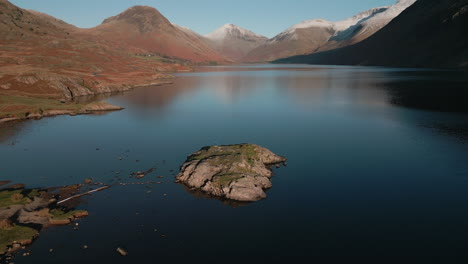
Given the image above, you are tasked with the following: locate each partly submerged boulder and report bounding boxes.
[176,144,286,202]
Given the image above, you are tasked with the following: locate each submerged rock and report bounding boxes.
[176,144,286,202]
[116,247,128,256]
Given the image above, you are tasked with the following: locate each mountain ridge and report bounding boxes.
[85,5,227,63]
[244,0,415,62]
[275,0,468,68]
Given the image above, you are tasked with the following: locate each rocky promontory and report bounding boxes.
[0,184,101,256]
[176,144,286,202]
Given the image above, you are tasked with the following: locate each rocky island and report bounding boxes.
[176,144,286,202]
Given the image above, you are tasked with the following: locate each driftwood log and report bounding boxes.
[57,186,110,205]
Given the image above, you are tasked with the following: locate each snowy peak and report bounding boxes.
[334,7,389,31]
[364,0,416,26]
[271,19,334,42]
[289,19,334,31]
[204,24,268,61]
[245,0,417,62]
[271,0,415,43]
[205,24,267,42]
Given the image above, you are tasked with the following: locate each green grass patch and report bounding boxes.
[189,144,259,167]
[0,190,30,208]
[0,95,86,119]
[26,189,43,199]
[189,152,235,161]
[213,173,244,187]
[0,225,38,255]
[49,209,87,221]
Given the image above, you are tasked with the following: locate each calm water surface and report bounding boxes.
[1,65,468,260]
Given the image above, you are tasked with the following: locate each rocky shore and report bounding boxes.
[0,184,102,256]
[176,144,286,202]
[0,100,123,124]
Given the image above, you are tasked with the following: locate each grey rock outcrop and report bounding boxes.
[176,144,286,202]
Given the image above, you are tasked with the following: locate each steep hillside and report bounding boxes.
[85,6,226,63]
[244,19,335,62]
[0,0,184,101]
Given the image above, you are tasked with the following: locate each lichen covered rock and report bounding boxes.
[176,144,286,202]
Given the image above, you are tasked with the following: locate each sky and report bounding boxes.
[9,0,397,38]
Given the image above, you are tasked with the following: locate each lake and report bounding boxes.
[1,65,468,261]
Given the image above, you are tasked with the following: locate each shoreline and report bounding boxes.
[0,79,174,124]
[0,101,124,124]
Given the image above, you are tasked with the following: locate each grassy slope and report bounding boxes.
[0,95,86,119]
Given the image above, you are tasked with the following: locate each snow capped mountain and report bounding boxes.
[271,6,393,44]
[352,0,416,35]
[272,19,335,42]
[205,24,267,42]
[334,7,389,32]
[204,24,268,61]
[276,0,468,69]
[245,0,416,62]
[284,19,334,33]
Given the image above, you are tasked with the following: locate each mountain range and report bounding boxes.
[81,6,226,63]
[275,0,468,68]
[243,0,416,62]
[0,0,466,103]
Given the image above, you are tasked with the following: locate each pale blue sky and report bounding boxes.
[9,0,396,38]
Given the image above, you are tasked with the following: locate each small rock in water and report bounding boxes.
[84,178,92,184]
[116,247,128,256]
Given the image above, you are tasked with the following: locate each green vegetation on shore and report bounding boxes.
[0,225,38,255]
[0,190,30,208]
[213,173,244,187]
[0,95,85,119]
[0,186,91,255]
[49,209,88,221]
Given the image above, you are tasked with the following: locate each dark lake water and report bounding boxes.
[1,65,468,261]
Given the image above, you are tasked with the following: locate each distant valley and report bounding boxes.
[0,0,467,121]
